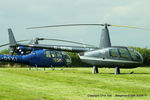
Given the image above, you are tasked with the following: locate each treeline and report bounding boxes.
[66,52,91,67]
[0,47,150,67]
[0,49,9,55]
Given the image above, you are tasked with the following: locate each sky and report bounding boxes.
[0,0,150,50]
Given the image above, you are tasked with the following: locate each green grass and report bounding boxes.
[0,67,150,100]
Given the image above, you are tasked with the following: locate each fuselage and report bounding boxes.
[0,50,71,67]
[79,46,143,68]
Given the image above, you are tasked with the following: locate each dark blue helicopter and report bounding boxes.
[0,29,72,70]
[0,49,71,68]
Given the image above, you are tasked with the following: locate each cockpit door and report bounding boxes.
[117,48,131,60]
[109,48,119,59]
[50,51,63,63]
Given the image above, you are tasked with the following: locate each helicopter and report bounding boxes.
[0,28,74,70]
[23,23,150,74]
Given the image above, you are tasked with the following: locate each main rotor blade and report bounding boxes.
[19,44,99,53]
[30,37,97,47]
[27,23,150,30]
[26,24,104,29]
[17,39,31,42]
[41,38,97,47]
[0,40,30,47]
[0,43,9,47]
[0,38,97,48]
[110,24,150,30]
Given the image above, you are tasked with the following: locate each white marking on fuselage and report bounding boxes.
[0,56,18,61]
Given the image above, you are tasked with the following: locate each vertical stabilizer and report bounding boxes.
[8,28,17,55]
[8,28,17,46]
[99,26,111,48]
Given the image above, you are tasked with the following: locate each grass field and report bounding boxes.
[0,67,150,100]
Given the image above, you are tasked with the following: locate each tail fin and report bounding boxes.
[8,28,17,55]
[8,28,17,46]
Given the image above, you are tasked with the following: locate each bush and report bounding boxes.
[66,52,91,67]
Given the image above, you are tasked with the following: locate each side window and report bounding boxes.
[51,51,63,63]
[51,51,57,58]
[128,48,141,61]
[109,49,118,57]
[118,48,129,58]
[46,51,51,58]
[55,51,62,58]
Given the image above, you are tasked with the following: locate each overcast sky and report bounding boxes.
[0,0,150,50]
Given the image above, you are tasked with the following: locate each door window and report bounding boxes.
[46,51,51,58]
[55,51,62,58]
[109,49,118,57]
[51,51,57,58]
[118,48,129,58]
